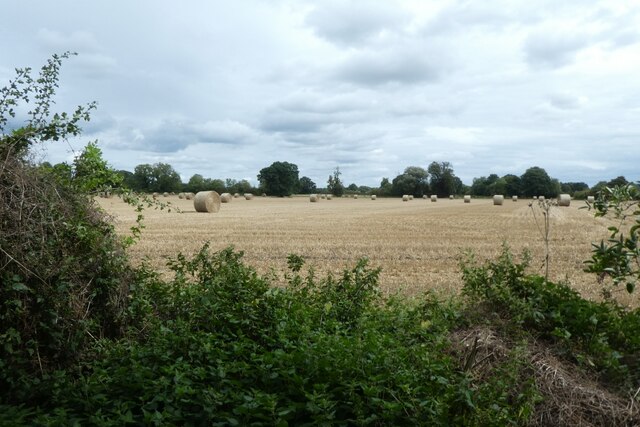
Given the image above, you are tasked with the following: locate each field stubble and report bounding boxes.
[99,196,631,304]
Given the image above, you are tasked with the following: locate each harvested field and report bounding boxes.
[98,195,631,303]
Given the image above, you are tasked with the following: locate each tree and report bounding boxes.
[428,161,457,197]
[470,174,499,196]
[118,169,136,189]
[187,174,207,193]
[233,179,254,194]
[133,163,182,193]
[209,178,226,194]
[378,177,392,196]
[503,174,522,196]
[0,52,96,158]
[391,166,429,197]
[327,167,345,197]
[488,177,507,196]
[298,176,316,194]
[520,167,556,198]
[347,183,358,192]
[72,141,123,193]
[607,176,628,188]
[561,182,589,194]
[258,161,299,196]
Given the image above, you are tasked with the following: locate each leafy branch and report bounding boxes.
[585,184,640,295]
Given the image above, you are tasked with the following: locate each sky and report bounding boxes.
[1,0,639,187]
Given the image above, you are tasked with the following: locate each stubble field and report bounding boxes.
[99,195,630,304]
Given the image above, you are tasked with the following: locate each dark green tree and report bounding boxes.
[234,179,254,194]
[607,176,628,187]
[347,183,358,192]
[561,182,589,194]
[209,178,226,193]
[133,163,182,193]
[118,169,136,189]
[503,174,522,196]
[258,161,299,196]
[391,166,429,196]
[378,177,393,196]
[298,176,316,194]
[428,161,457,197]
[470,174,499,196]
[520,166,556,197]
[488,177,507,196]
[187,174,207,193]
[327,167,345,197]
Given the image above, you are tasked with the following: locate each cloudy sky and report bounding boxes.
[1,1,639,187]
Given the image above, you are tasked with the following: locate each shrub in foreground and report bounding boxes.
[1,247,540,426]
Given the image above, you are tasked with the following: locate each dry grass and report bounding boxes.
[97,195,632,303]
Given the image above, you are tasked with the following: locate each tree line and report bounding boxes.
[41,158,634,199]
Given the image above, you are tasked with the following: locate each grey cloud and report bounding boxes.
[524,31,590,68]
[37,28,100,52]
[261,91,373,134]
[547,93,584,110]
[114,119,260,152]
[305,0,409,46]
[426,2,524,34]
[261,112,330,134]
[335,48,444,86]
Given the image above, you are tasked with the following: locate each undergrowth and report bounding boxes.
[1,246,544,426]
[461,245,640,392]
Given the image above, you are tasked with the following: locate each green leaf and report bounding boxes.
[11,282,30,292]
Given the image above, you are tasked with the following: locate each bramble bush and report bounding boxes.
[2,246,543,426]
[461,245,640,391]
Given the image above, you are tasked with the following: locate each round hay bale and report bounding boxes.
[464,195,471,203]
[423,195,427,199]
[185,192,194,200]
[449,195,454,200]
[310,194,318,202]
[321,194,326,199]
[512,195,518,202]
[587,195,595,203]
[353,194,358,199]
[178,192,185,199]
[533,196,538,200]
[194,191,221,213]
[170,192,175,195]
[408,195,413,200]
[163,192,169,197]
[220,193,232,203]
[539,196,545,201]
[402,195,409,202]
[493,195,504,205]
[371,195,377,200]
[233,193,240,198]
[327,194,333,200]
[152,192,159,199]
[244,193,254,200]
[558,194,571,207]
[262,193,267,197]
[430,195,437,202]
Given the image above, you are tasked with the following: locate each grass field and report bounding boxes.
[99,194,631,304]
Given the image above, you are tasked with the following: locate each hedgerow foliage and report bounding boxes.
[2,246,545,425]
[461,246,640,391]
[0,54,133,401]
